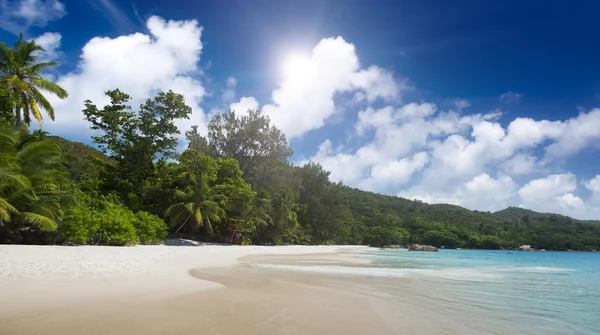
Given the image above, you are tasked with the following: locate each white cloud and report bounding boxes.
[221,76,237,102]
[45,16,206,139]
[500,90,523,104]
[399,173,517,212]
[259,36,405,138]
[31,32,61,61]
[357,151,428,192]
[230,97,259,116]
[303,90,600,218]
[0,0,66,34]
[584,175,600,193]
[545,108,600,158]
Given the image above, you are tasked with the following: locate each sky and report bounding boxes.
[2,0,600,219]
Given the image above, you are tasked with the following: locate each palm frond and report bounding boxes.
[30,78,68,98]
[18,212,58,231]
[30,99,43,124]
[0,167,31,192]
[0,197,18,222]
[22,62,59,77]
[193,207,203,228]
[31,89,54,121]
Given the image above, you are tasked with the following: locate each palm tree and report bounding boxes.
[0,127,66,231]
[0,34,68,126]
[267,189,298,243]
[166,173,226,235]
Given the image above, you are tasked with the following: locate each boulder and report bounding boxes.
[518,245,532,251]
[380,245,405,249]
[408,244,438,252]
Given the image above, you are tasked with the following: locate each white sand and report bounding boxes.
[0,241,363,318]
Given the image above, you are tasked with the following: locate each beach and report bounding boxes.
[0,243,390,335]
[1,244,597,335]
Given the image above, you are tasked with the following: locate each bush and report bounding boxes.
[423,230,462,248]
[60,206,91,244]
[90,202,138,246]
[133,211,168,244]
[480,235,503,250]
[60,193,139,246]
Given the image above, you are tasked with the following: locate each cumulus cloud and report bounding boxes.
[230,96,259,116]
[45,16,206,139]
[31,32,61,61]
[500,90,523,104]
[0,0,66,34]
[304,93,600,218]
[259,36,406,138]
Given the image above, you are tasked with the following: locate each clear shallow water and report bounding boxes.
[370,249,599,335]
[261,249,600,334]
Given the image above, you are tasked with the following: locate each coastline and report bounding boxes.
[0,243,363,319]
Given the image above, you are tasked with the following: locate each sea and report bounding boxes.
[263,249,600,335]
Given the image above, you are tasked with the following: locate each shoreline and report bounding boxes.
[0,243,365,319]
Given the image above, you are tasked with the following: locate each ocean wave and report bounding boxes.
[256,264,502,281]
[494,266,575,273]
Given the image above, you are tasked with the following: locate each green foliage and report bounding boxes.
[0,84,15,126]
[423,230,462,248]
[82,89,192,196]
[0,33,68,126]
[2,78,597,251]
[0,126,67,242]
[60,192,167,246]
[60,193,138,245]
[133,211,168,244]
[207,109,292,188]
[480,235,503,249]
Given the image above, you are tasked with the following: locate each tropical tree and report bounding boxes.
[267,188,299,243]
[0,127,67,239]
[0,34,68,126]
[83,89,192,197]
[166,173,225,235]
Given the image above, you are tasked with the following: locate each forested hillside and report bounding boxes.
[48,132,600,251]
[1,34,599,251]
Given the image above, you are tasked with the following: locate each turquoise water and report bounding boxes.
[368,249,599,335]
[262,249,599,334]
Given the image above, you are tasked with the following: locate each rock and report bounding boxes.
[408,244,438,252]
[381,244,405,249]
[518,245,532,251]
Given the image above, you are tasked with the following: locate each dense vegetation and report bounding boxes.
[1,34,599,251]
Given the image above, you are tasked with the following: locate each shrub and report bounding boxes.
[60,193,139,246]
[480,235,503,250]
[133,211,168,244]
[90,202,138,246]
[60,206,91,244]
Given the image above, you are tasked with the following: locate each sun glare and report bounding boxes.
[281,54,312,80]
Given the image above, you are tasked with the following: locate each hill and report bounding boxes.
[49,135,600,250]
[493,207,546,221]
[51,136,113,185]
[50,136,111,163]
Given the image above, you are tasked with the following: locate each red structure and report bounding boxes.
[228,227,243,245]
[227,217,246,244]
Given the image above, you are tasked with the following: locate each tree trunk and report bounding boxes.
[15,107,22,127]
[172,212,193,237]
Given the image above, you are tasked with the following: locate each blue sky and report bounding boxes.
[2,0,600,218]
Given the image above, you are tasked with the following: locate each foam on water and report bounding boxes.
[257,263,508,281]
[261,249,599,335]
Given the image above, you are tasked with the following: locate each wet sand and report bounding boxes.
[0,247,518,335]
[0,251,483,335]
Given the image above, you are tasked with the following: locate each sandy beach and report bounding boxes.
[0,243,556,335]
[0,242,391,335]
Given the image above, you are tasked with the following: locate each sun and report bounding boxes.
[281,54,312,80]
